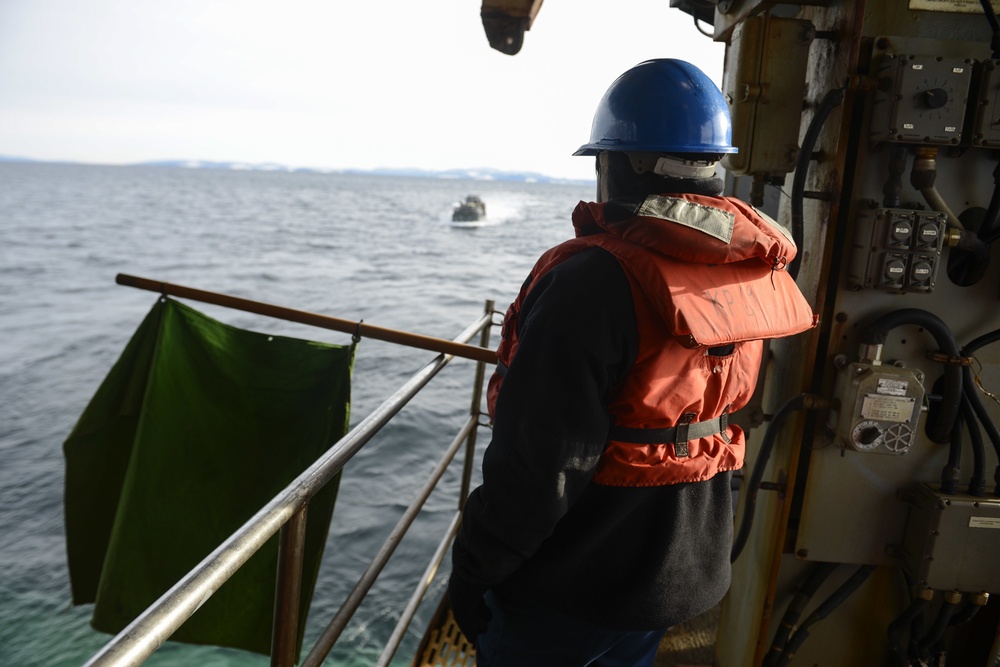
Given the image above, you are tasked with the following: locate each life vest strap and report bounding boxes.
[608,411,730,458]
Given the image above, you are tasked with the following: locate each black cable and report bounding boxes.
[882,145,908,208]
[887,597,931,667]
[979,161,1000,238]
[731,394,835,562]
[775,565,877,667]
[984,0,1000,34]
[962,365,1000,495]
[926,602,983,660]
[962,395,987,496]
[789,88,845,280]
[947,228,992,287]
[983,226,1000,245]
[949,600,982,626]
[763,562,839,667]
[961,332,1000,495]
[964,326,1000,355]
[948,161,996,287]
[981,0,1000,58]
[942,407,963,494]
[860,309,962,444]
[916,595,961,654]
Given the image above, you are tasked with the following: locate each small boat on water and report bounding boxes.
[452,195,486,222]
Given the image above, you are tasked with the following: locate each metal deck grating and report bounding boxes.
[412,598,719,666]
[413,606,475,667]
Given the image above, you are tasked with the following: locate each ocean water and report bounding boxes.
[0,163,593,666]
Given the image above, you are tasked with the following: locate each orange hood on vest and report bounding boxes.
[572,194,817,346]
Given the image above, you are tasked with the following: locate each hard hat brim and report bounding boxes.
[573,143,739,156]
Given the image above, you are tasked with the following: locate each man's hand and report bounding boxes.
[447,572,492,642]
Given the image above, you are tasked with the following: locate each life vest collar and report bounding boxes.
[573,193,798,269]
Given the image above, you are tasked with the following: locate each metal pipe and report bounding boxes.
[84,315,489,667]
[300,416,478,667]
[460,300,495,506]
[270,505,308,667]
[920,186,964,230]
[911,147,964,231]
[116,273,498,365]
[375,511,462,667]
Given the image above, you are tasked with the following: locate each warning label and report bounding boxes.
[862,394,915,422]
[910,0,999,13]
[876,378,908,397]
[969,516,1000,529]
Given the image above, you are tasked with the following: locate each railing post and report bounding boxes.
[271,505,308,667]
[460,300,494,507]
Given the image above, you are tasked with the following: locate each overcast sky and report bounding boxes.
[0,0,724,181]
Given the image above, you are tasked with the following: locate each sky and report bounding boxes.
[0,0,725,182]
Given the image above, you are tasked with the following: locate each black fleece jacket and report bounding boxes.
[451,245,734,631]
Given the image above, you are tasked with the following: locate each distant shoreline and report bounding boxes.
[0,155,593,186]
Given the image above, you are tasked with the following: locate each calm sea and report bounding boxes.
[0,163,593,666]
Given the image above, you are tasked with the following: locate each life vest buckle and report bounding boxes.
[720,404,732,444]
[674,412,697,457]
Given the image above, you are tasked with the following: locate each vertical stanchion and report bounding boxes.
[459,300,495,507]
[271,505,308,667]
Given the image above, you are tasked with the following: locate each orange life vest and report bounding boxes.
[488,193,817,486]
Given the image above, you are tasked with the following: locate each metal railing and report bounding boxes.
[83,298,496,667]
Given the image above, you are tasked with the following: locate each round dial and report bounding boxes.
[923,87,948,109]
[912,76,959,121]
[852,420,883,451]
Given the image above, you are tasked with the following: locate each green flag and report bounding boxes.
[64,297,354,657]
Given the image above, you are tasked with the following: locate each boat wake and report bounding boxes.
[448,218,496,229]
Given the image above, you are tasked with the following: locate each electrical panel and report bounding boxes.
[848,208,946,293]
[830,362,925,455]
[898,483,1000,593]
[715,8,1000,663]
[869,53,973,146]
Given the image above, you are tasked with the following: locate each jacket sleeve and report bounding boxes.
[451,247,638,590]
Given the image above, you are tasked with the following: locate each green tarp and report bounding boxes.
[64,297,354,657]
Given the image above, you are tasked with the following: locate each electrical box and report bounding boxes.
[869,52,973,146]
[968,59,1000,148]
[831,362,925,455]
[848,208,946,293]
[722,14,814,176]
[898,483,1000,593]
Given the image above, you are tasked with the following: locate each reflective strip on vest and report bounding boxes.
[636,195,735,243]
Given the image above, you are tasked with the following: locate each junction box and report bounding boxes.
[898,483,1000,593]
[722,13,814,177]
[848,208,946,293]
[830,361,925,455]
[869,52,973,146]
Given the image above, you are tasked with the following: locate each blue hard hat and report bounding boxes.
[574,59,737,156]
